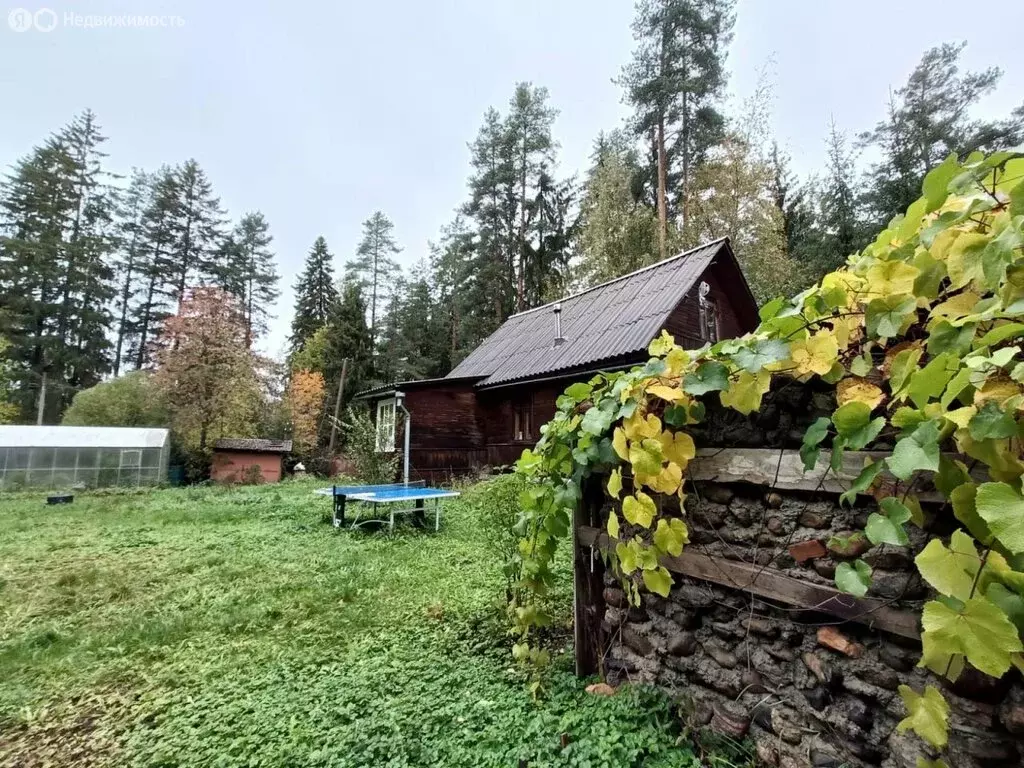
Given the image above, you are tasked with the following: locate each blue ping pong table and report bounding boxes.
[315,482,460,532]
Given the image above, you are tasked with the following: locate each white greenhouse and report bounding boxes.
[0,426,171,490]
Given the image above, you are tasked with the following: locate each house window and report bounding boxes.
[697,281,719,343]
[375,399,397,452]
[513,400,532,442]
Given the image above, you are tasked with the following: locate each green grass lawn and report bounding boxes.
[0,479,743,767]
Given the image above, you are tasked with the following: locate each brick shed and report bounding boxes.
[211,438,292,484]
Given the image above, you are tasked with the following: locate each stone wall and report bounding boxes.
[598,480,1024,768]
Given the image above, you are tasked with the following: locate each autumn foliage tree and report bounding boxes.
[152,287,263,455]
[286,369,325,455]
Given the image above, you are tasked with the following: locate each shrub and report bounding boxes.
[465,474,526,602]
[62,371,169,427]
[340,406,398,484]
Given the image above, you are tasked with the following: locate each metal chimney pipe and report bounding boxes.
[553,303,566,346]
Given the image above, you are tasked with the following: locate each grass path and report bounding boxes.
[0,480,736,767]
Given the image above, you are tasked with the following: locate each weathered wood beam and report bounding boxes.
[577,525,921,640]
[686,448,973,502]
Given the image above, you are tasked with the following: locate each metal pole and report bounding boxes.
[396,392,410,484]
[327,357,348,458]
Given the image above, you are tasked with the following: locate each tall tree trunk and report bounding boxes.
[517,141,527,312]
[656,119,668,261]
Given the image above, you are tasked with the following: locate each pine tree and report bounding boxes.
[769,144,826,280]
[289,236,338,353]
[506,83,558,311]
[223,211,279,348]
[463,107,517,325]
[621,0,736,256]
[859,42,1024,225]
[345,211,401,350]
[111,169,152,376]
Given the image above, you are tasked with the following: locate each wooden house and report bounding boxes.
[354,238,759,482]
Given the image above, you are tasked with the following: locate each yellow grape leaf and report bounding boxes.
[665,346,689,375]
[612,427,628,461]
[647,383,683,402]
[607,509,620,540]
[607,468,622,500]
[624,411,661,441]
[945,405,977,430]
[790,332,839,379]
[719,370,771,415]
[928,227,961,263]
[917,759,950,768]
[866,260,920,296]
[897,685,949,748]
[628,438,663,477]
[648,330,675,357]
[921,597,1024,678]
[642,566,672,597]
[622,491,656,528]
[974,377,1021,408]
[652,517,688,557]
[931,291,980,321]
[837,377,884,409]
[643,462,682,495]
[821,272,863,306]
[831,313,864,349]
[946,232,989,289]
[659,430,696,467]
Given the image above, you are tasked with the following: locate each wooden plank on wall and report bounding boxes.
[577,525,920,640]
[687,448,974,501]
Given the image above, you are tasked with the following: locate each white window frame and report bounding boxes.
[375,398,397,453]
[119,449,143,468]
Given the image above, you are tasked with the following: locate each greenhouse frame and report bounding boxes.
[0,426,170,490]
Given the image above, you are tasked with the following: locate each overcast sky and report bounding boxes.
[2,0,1022,359]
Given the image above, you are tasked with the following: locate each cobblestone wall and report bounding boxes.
[599,481,1024,768]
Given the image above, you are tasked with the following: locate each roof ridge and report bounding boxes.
[507,237,728,319]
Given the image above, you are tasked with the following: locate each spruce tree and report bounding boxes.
[223,211,279,348]
[621,0,736,255]
[289,236,338,353]
[166,159,225,304]
[321,281,373,406]
[821,120,867,270]
[345,211,401,350]
[111,169,152,376]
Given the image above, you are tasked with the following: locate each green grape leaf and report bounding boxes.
[921,597,1024,678]
[886,421,941,480]
[890,346,924,396]
[927,320,975,356]
[907,352,959,409]
[835,559,872,597]
[831,402,886,450]
[733,339,790,373]
[652,517,688,557]
[897,685,950,748]
[976,482,1024,554]
[866,294,917,338]
[968,401,1019,440]
[682,361,730,395]
[622,491,656,528]
[564,382,592,402]
[987,582,1024,635]
[615,541,637,574]
[800,416,831,471]
[642,566,672,597]
[839,459,883,506]
[915,531,979,601]
[866,498,911,546]
[581,402,615,435]
[662,403,687,427]
[975,322,1024,349]
[850,353,873,377]
[922,154,958,211]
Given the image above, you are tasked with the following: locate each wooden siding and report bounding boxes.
[211,451,283,484]
[663,258,755,348]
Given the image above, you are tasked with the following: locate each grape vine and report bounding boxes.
[511,151,1024,758]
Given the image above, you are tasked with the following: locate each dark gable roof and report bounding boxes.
[214,438,292,453]
[447,238,737,387]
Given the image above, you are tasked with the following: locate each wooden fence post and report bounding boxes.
[573,475,606,677]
